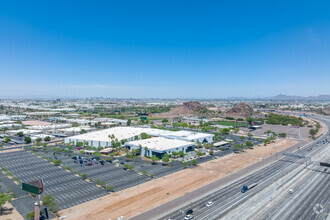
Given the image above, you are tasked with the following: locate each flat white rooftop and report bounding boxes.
[165,130,214,140]
[214,141,229,147]
[127,137,194,151]
[66,126,214,144]
[66,126,152,142]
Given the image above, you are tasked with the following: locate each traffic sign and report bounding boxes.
[283,153,305,159]
[22,179,44,195]
[22,182,40,195]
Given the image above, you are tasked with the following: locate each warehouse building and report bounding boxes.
[64,127,151,147]
[64,126,214,148]
[126,137,195,158]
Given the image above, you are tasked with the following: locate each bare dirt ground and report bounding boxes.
[58,139,298,220]
[22,120,52,126]
[153,107,193,118]
[0,149,22,154]
[0,202,23,220]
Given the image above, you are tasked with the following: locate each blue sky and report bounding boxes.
[0,0,330,98]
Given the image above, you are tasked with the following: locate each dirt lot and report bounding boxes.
[0,202,23,220]
[58,139,298,220]
[22,120,52,126]
[239,117,326,141]
[240,124,310,140]
[0,149,23,154]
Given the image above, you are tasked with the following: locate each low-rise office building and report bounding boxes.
[126,137,195,158]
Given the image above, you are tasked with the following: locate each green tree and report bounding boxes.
[0,193,12,214]
[309,129,318,136]
[278,133,287,138]
[36,137,42,142]
[141,132,151,139]
[178,150,185,157]
[26,210,35,219]
[151,155,160,162]
[162,154,170,162]
[44,136,51,141]
[233,144,241,151]
[99,181,106,187]
[3,127,8,134]
[42,194,58,213]
[16,131,24,137]
[4,136,11,143]
[190,159,198,165]
[53,159,62,166]
[24,136,32,143]
[246,141,254,148]
[93,151,102,157]
[127,119,131,126]
[196,151,204,157]
[82,174,88,179]
[161,118,168,123]
[247,133,253,139]
[106,185,115,192]
[142,170,148,175]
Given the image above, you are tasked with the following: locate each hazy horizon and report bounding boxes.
[1,1,330,98]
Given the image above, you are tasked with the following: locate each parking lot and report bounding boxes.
[42,152,151,191]
[0,134,263,218]
[0,150,108,217]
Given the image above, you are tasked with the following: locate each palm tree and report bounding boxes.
[144,147,148,156]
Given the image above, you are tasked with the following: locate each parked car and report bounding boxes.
[185,214,194,220]
[206,201,213,207]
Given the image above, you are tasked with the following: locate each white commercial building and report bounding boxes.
[0,124,22,129]
[126,137,195,157]
[64,126,214,148]
[28,124,71,131]
[64,127,151,147]
[7,129,42,136]
[58,126,92,135]
[161,130,214,143]
[31,134,55,141]
[0,115,10,121]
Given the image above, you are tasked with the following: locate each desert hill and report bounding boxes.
[223,103,254,119]
[321,107,330,116]
[153,101,208,118]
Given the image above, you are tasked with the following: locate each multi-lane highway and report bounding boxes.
[132,115,330,220]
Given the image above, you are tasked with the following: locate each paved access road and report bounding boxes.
[132,115,330,220]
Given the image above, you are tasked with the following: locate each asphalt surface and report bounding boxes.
[132,115,330,220]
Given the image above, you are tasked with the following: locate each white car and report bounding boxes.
[185,214,194,220]
[206,201,213,207]
[289,189,294,194]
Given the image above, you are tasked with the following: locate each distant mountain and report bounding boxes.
[266,94,330,101]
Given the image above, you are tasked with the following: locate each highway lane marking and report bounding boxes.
[235,165,310,219]
[252,168,316,219]
[222,148,329,220]
[269,165,327,220]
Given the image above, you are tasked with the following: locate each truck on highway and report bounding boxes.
[241,183,257,193]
